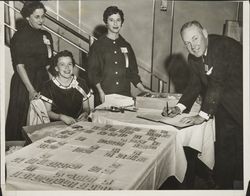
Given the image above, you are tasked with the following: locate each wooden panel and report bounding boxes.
[152,0,174,92]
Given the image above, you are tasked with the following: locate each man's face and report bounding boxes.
[181,25,208,57]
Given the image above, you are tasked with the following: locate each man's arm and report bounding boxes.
[178,58,202,111]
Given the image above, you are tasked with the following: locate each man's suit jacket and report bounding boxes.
[179,34,243,126]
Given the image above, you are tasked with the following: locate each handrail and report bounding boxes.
[45,14,90,43]
[4,23,87,72]
[43,25,88,54]
[46,7,96,41]
[4,23,16,33]
[3,1,93,46]
[18,0,95,39]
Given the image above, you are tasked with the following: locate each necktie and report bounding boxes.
[202,55,209,72]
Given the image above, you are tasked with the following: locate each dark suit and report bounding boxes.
[179,34,243,189]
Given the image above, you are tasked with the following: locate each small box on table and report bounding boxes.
[135,93,182,110]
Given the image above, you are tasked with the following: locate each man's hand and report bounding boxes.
[180,115,206,125]
[162,106,181,118]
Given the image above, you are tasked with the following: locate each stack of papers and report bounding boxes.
[96,94,134,109]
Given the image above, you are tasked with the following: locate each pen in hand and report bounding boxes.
[161,101,169,117]
[166,101,169,115]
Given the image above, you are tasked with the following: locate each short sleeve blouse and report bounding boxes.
[41,76,91,119]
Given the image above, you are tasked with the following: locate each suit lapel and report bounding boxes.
[193,57,208,86]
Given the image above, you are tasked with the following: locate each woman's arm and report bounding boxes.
[16,64,39,101]
[43,101,76,125]
[126,43,151,93]
[82,99,90,115]
[88,42,104,89]
[96,83,105,103]
[78,99,90,121]
[45,32,54,79]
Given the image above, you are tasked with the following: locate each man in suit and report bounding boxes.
[163,20,243,189]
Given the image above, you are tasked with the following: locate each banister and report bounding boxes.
[45,14,89,43]
[43,25,88,54]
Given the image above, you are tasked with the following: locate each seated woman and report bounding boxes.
[41,50,91,125]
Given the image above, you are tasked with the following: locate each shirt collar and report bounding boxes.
[52,75,78,89]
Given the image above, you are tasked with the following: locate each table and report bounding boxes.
[91,107,216,170]
[6,121,186,190]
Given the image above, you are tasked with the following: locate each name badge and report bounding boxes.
[120,47,128,53]
[43,35,51,45]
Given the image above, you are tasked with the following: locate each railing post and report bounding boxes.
[150,0,156,91]
[158,80,163,93]
[8,1,15,38]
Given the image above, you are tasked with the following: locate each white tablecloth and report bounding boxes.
[91,108,216,170]
[6,121,186,190]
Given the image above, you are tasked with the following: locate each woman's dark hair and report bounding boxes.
[20,1,47,18]
[103,6,124,24]
[50,50,75,76]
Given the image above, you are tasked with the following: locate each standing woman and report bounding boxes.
[88,6,150,106]
[6,1,53,141]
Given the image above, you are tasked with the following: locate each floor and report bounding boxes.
[159,175,216,190]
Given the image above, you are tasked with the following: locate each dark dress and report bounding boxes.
[5,24,53,141]
[41,76,91,119]
[88,35,141,105]
[178,34,243,189]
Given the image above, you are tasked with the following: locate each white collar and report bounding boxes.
[52,76,78,89]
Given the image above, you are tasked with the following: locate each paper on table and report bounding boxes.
[137,112,196,128]
[96,94,134,109]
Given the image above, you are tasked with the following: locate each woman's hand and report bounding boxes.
[59,114,76,125]
[77,112,89,121]
[29,91,40,101]
[143,88,151,93]
[136,82,151,93]
[180,115,205,125]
